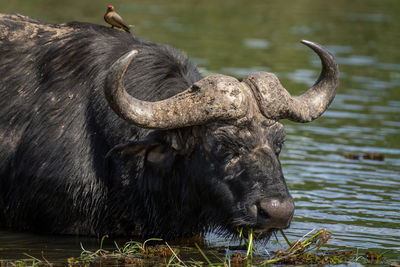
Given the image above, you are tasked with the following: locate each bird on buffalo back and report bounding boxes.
[104,5,131,33]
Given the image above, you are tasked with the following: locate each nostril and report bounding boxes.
[257,198,295,228]
[256,202,269,218]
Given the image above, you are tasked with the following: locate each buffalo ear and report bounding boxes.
[144,145,175,166]
[104,131,177,178]
[105,141,159,159]
[107,141,175,167]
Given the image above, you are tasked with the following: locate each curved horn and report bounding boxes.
[243,40,339,122]
[104,50,248,129]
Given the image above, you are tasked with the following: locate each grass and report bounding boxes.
[0,229,397,266]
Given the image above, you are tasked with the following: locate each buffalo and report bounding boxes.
[0,14,339,239]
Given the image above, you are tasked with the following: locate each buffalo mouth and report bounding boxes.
[227,224,280,240]
[228,198,295,240]
[228,221,292,241]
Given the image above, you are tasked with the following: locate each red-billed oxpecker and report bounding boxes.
[104,5,131,33]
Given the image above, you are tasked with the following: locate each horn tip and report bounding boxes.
[300,40,336,64]
[300,39,319,50]
[123,49,139,63]
[115,49,139,74]
[127,49,139,58]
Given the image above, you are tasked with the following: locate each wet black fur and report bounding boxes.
[0,14,292,238]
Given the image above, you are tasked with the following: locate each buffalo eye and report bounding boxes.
[190,84,201,92]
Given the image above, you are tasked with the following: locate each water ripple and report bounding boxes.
[243,38,270,49]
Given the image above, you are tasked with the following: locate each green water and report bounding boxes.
[1,0,399,262]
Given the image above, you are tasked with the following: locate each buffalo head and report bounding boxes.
[104,40,339,238]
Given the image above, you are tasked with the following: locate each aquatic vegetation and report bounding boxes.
[263,229,350,265]
[344,152,385,161]
[0,229,397,266]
